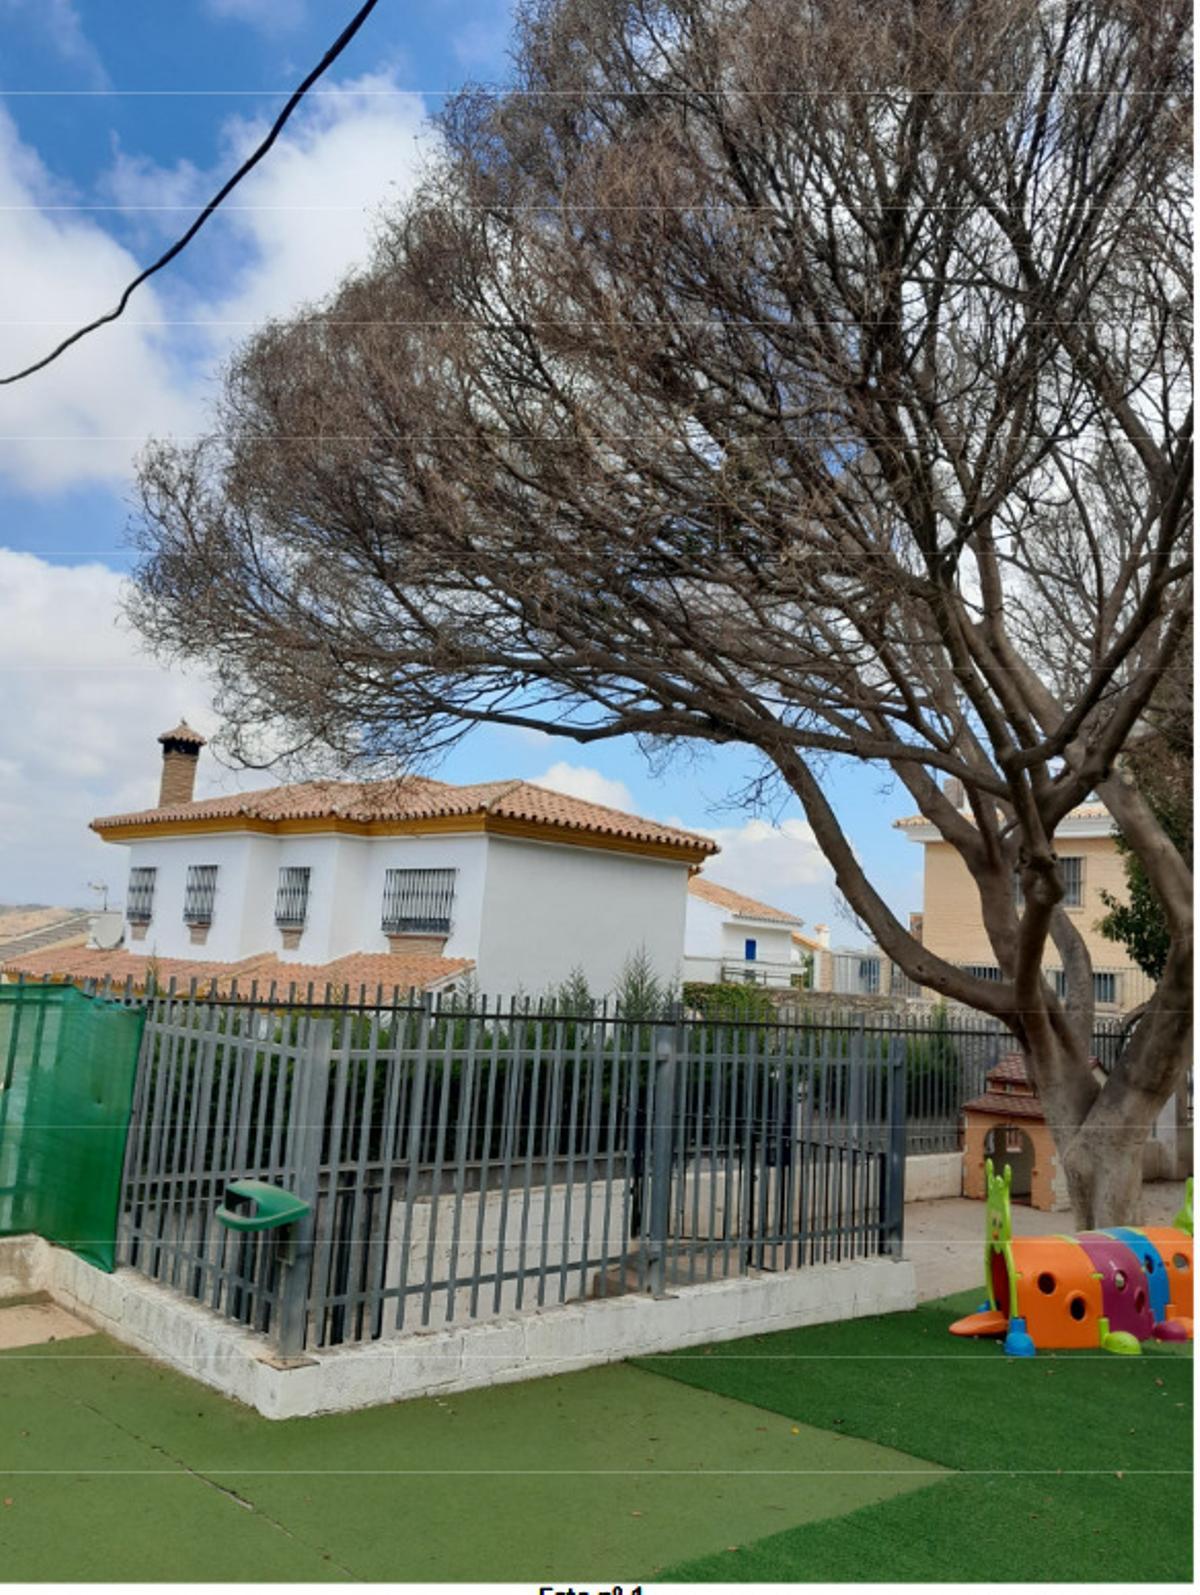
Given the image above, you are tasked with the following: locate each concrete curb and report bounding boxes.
[1,1234,916,1420]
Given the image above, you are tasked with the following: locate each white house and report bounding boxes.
[6,723,716,999]
[683,875,828,988]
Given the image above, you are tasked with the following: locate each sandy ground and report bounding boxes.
[0,1299,94,1350]
[902,1179,1189,1301]
[0,906,76,940]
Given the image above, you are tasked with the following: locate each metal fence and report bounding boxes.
[763,1011,1132,1155]
[118,992,906,1356]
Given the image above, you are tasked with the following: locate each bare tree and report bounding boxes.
[131,0,1192,1225]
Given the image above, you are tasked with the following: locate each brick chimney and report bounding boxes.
[157,720,206,807]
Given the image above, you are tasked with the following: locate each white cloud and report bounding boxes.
[689,817,834,921]
[193,72,429,332]
[529,762,636,814]
[0,71,430,496]
[0,550,273,905]
[0,109,199,492]
[0,76,434,901]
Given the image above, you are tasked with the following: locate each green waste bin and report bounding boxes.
[215,1179,311,1233]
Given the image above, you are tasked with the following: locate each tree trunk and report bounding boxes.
[1049,1048,1190,1229]
[1058,1120,1152,1230]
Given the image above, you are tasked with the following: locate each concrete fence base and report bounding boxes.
[904,1152,963,1201]
[1,1233,916,1420]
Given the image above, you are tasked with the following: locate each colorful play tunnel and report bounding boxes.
[950,1164,1193,1355]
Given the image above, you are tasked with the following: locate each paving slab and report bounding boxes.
[903,1179,1188,1302]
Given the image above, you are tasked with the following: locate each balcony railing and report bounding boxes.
[720,958,805,987]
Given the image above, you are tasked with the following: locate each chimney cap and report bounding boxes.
[158,719,207,748]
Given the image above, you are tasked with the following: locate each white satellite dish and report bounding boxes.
[88,910,125,950]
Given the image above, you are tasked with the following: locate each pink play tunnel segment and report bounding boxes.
[1076,1232,1157,1340]
[1152,1319,1191,1342]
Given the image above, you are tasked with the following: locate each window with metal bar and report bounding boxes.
[126,866,156,923]
[1093,970,1119,1006]
[1015,858,1084,910]
[275,865,311,927]
[1060,856,1084,906]
[1050,968,1120,1006]
[381,867,456,934]
[963,963,1003,981]
[889,961,920,999]
[858,956,881,994]
[182,864,218,925]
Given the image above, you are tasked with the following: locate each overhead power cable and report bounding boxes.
[0,0,382,386]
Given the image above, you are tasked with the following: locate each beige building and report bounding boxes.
[896,797,1150,1014]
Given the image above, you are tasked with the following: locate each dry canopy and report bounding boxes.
[131,0,1193,1225]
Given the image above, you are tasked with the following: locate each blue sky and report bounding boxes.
[0,0,924,933]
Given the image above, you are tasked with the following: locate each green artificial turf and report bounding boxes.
[1,1289,1189,1582]
[656,1472,1192,1583]
[0,1332,942,1582]
[636,1288,1193,1583]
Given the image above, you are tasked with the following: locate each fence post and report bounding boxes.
[648,1024,678,1297]
[273,1017,332,1361]
[881,1037,907,1257]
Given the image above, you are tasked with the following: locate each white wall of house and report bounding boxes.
[238,836,278,955]
[682,894,798,986]
[355,834,489,962]
[683,895,726,959]
[118,831,491,965]
[115,828,689,995]
[719,918,794,966]
[474,836,689,997]
[123,834,259,964]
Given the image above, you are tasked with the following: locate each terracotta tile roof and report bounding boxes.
[92,775,716,855]
[158,720,207,746]
[961,1090,1046,1122]
[688,875,802,924]
[962,1053,1047,1118]
[894,801,1112,830]
[988,1054,1032,1086]
[1,946,471,997]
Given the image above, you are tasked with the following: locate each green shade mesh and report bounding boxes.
[0,984,146,1271]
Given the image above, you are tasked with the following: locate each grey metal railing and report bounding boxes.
[381,868,456,934]
[118,993,907,1355]
[719,957,802,987]
[182,865,218,925]
[126,867,156,924]
[274,866,311,927]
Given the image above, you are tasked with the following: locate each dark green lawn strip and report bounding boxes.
[632,1289,1193,1477]
[635,1288,1193,1584]
[656,1473,1194,1584]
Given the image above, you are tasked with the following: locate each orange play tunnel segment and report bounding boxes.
[948,1309,1008,1338]
[1010,1236,1104,1350]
